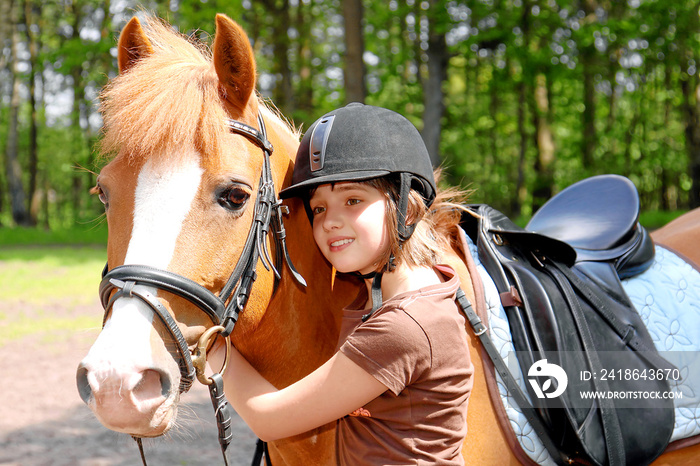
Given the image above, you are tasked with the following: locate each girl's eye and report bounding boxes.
[311,205,325,216]
[218,185,251,212]
[347,198,361,206]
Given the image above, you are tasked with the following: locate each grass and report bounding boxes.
[0,245,106,304]
[0,313,100,342]
[0,222,108,246]
[639,210,687,230]
[0,243,106,343]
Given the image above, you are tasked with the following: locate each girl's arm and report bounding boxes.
[207,342,387,442]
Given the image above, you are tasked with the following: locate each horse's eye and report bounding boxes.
[218,185,250,212]
[92,184,109,209]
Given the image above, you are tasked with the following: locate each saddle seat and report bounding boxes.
[526,174,654,277]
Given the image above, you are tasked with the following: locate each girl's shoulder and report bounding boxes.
[389,264,460,308]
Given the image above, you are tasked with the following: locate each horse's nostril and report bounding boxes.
[76,365,93,404]
[160,371,172,397]
[133,369,172,401]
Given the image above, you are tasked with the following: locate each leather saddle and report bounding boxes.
[526,174,655,277]
[461,175,675,466]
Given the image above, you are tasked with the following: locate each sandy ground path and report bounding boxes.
[0,300,258,466]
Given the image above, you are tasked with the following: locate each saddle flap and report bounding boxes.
[474,203,577,267]
[494,230,577,267]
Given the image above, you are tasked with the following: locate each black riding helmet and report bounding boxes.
[279,102,437,243]
[280,103,437,321]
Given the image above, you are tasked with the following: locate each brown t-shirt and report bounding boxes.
[335,265,473,465]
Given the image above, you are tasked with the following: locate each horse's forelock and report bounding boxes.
[99,18,230,164]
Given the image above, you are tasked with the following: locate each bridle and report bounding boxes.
[98,112,303,465]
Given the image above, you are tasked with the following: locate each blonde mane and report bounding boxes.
[99,17,298,162]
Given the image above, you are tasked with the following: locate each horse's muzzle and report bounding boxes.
[76,361,174,435]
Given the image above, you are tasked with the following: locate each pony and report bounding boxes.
[77,14,700,465]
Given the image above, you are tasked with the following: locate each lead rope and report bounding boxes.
[134,437,147,465]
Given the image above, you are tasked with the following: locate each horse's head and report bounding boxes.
[76,14,306,438]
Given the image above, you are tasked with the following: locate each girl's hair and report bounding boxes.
[364,169,471,272]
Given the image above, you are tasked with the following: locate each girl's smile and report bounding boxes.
[310,182,389,275]
[328,237,354,251]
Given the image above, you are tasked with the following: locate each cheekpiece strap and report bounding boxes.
[225,115,274,155]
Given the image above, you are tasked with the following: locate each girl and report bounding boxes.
[211,103,473,464]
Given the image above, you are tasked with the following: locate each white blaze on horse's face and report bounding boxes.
[78,152,203,436]
[126,155,205,267]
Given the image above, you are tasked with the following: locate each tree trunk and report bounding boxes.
[663,65,675,210]
[295,1,314,117]
[4,0,31,226]
[487,66,501,181]
[581,47,597,170]
[69,0,86,217]
[256,0,293,113]
[0,0,11,223]
[511,1,532,217]
[25,0,40,225]
[622,97,641,178]
[680,76,700,208]
[421,0,448,167]
[512,79,528,218]
[274,0,293,113]
[0,0,11,70]
[532,73,555,212]
[342,0,366,104]
[580,0,598,170]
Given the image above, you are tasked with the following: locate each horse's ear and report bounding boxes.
[118,17,153,74]
[213,14,257,110]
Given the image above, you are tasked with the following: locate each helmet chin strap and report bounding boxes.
[396,172,417,242]
[362,272,384,322]
[356,270,377,280]
[360,252,397,322]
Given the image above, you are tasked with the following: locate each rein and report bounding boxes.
[98,113,303,465]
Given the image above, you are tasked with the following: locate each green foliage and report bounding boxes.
[2,0,700,234]
[639,210,687,231]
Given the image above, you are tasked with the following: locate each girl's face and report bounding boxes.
[309,182,389,275]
